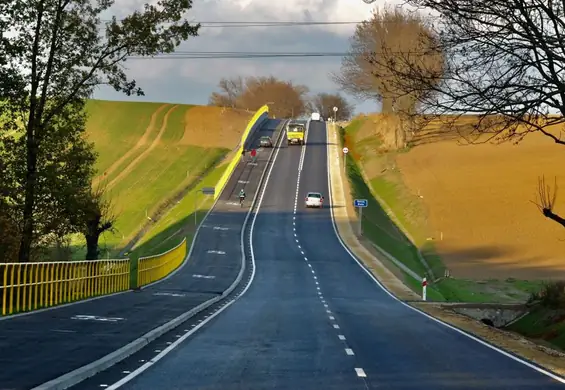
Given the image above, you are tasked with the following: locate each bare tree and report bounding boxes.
[532,176,565,228]
[382,1,565,228]
[310,93,354,121]
[75,184,117,260]
[381,0,565,144]
[209,77,244,107]
[209,75,310,118]
[333,6,444,116]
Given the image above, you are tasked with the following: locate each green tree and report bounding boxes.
[2,0,200,262]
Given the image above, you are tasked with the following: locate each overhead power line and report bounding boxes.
[99,18,440,28]
[125,50,430,60]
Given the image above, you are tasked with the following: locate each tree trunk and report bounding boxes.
[381,97,394,114]
[85,217,101,260]
[395,122,407,149]
[85,233,100,260]
[19,1,45,263]
[18,129,38,262]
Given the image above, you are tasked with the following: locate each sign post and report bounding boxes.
[342,147,348,173]
[333,106,338,122]
[198,187,215,225]
[353,199,367,236]
[422,277,427,301]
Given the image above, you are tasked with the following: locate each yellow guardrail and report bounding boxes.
[137,238,187,287]
[0,258,131,315]
[214,104,269,199]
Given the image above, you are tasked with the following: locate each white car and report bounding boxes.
[311,112,321,121]
[305,192,324,208]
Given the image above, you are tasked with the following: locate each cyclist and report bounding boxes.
[250,148,257,163]
[239,189,246,206]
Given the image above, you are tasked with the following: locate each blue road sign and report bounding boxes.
[354,199,368,207]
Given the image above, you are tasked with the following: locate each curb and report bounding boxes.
[31,119,286,390]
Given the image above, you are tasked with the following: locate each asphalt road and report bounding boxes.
[0,118,283,390]
[97,120,565,390]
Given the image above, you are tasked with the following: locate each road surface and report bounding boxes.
[0,118,283,390]
[77,120,565,389]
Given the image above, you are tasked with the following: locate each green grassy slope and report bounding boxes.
[71,100,241,259]
[85,100,174,176]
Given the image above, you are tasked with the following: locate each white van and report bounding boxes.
[311,112,321,121]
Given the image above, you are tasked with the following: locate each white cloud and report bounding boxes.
[96,0,416,113]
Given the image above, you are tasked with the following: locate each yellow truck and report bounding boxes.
[286,122,306,145]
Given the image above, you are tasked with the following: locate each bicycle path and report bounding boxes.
[0,118,283,390]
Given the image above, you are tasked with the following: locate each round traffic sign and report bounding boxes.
[342,147,349,154]
[333,106,338,112]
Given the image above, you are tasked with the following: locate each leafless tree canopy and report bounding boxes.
[209,76,309,118]
[333,5,445,115]
[385,0,565,144]
[310,93,354,121]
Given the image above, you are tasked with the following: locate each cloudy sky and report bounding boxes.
[94,0,404,114]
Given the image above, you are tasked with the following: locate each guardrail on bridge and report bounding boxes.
[137,238,187,288]
[214,104,269,199]
[1,258,130,315]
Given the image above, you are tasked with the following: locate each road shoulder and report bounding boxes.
[325,123,565,378]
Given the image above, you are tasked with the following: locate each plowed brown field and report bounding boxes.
[354,115,565,280]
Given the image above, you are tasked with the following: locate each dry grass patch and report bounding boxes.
[353,114,565,281]
[179,106,253,149]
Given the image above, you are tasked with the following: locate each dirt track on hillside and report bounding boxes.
[93,103,169,187]
[106,105,179,192]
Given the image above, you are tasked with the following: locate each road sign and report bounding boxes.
[202,187,215,195]
[354,199,368,207]
[342,147,349,154]
[333,106,338,112]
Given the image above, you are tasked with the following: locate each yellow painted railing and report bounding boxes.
[0,258,131,316]
[137,238,187,287]
[214,104,269,199]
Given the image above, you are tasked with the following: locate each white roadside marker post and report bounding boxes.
[422,277,427,301]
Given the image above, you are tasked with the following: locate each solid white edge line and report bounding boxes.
[324,123,565,384]
[103,119,287,390]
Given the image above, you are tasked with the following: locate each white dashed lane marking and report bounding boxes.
[293,127,364,379]
[355,368,366,378]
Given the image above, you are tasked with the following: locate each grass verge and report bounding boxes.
[124,162,228,288]
[506,282,565,353]
[338,122,544,303]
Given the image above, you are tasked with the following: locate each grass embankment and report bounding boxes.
[339,117,544,303]
[505,282,565,353]
[69,100,252,259]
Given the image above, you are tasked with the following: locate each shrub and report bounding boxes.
[528,281,565,309]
